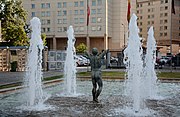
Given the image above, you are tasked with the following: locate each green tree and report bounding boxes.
[0,0,28,46]
[76,43,87,53]
[41,33,47,46]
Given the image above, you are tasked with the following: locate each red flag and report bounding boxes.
[127,0,131,23]
[87,0,90,26]
[172,0,175,14]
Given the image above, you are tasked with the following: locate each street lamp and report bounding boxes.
[122,24,125,47]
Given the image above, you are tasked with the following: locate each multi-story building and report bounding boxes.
[22,0,136,55]
[137,0,180,56]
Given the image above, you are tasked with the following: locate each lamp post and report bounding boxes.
[122,24,125,47]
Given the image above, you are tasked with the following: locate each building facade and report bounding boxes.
[137,0,180,56]
[22,0,136,55]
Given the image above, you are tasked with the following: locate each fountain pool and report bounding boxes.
[0,79,179,117]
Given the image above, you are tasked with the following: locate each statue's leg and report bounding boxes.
[92,78,97,101]
[95,78,103,102]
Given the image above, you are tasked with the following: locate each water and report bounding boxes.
[64,26,77,96]
[0,80,179,116]
[123,13,144,112]
[23,17,44,106]
[143,26,158,99]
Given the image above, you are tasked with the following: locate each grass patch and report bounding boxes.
[43,75,63,81]
[0,83,21,90]
[0,75,63,90]
[157,72,180,79]
[78,71,180,79]
[77,71,125,77]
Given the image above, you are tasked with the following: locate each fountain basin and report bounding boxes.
[0,79,180,117]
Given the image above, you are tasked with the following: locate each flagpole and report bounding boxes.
[86,0,90,53]
[170,0,174,72]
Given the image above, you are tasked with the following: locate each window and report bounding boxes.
[97,17,102,23]
[41,20,45,25]
[80,18,84,23]
[58,19,62,24]
[31,4,35,9]
[91,9,96,14]
[80,1,84,7]
[148,15,150,19]
[97,8,102,14]
[97,0,102,5]
[165,6,168,10]
[74,2,78,7]
[160,13,163,17]
[80,10,84,15]
[74,18,78,24]
[161,0,163,4]
[164,19,168,23]
[160,33,163,36]
[164,32,167,36]
[165,0,168,3]
[148,21,150,25]
[164,26,167,30]
[151,15,154,18]
[152,21,154,24]
[140,28,142,32]
[31,12,35,17]
[160,26,163,31]
[63,27,67,32]
[160,7,163,11]
[148,9,150,12]
[137,10,139,14]
[58,2,61,8]
[63,2,67,8]
[91,26,96,31]
[140,16,142,19]
[74,10,78,15]
[47,28,50,32]
[58,27,62,32]
[92,0,96,6]
[42,28,46,32]
[75,27,79,32]
[41,3,45,8]
[46,11,50,17]
[41,11,46,17]
[63,10,67,16]
[63,19,67,24]
[58,11,62,16]
[97,26,102,31]
[46,3,50,8]
[164,13,168,16]
[47,20,50,24]
[92,17,96,23]
[79,26,84,32]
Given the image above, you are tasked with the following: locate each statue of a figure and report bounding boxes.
[85,48,107,103]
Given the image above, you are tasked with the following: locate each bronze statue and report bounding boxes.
[85,48,107,103]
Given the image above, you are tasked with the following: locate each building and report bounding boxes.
[22,0,136,55]
[137,0,180,56]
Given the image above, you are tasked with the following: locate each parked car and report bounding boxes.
[74,55,84,66]
[77,55,90,66]
[159,56,171,65]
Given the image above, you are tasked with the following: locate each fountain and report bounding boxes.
[143,26,158,99]
[23,17,44,107]
[63,25,77,96]
[123,13,144,113]
[0,16,180,117]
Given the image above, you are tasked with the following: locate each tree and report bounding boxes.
[76,43,87,54]
[41,33,47,46]
[0,0,28,46]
